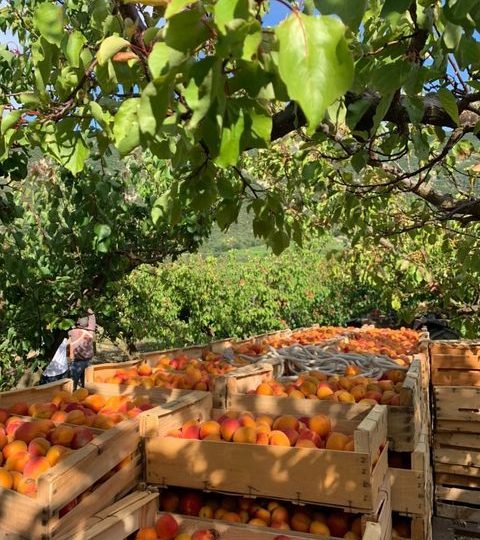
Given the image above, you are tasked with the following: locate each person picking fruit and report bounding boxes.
[68,309,96,389]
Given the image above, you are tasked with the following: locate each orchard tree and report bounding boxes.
[1,0,480,345]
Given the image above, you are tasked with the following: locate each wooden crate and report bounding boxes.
[389,431,433,515]
[142,392,388,512]
[222,358,427,452]
[57,488,391,540]
[0,379,73,408]
[392,514,432,540]
[433,384,480,523]
[430,340,480,386]
[0,418,141,539]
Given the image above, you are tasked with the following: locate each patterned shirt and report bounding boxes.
[68,313,96,361]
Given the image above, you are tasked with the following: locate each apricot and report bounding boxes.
[256,415,274,428]
[199,421,221,440]
[9,402,29,416]
[82,394,106,413]
[334,390,356,404]
[238,412,256,428]
[28,437,51,457]
[249,518,268,527]
[0,408,9,424]
[271,506,289,524]
[256,423,271,435]
[287,390,304,399]
[29,402,57,419]
[71,427,94,449]
[135,528,157,540]
[351,385,366,401]
[5,418,25,439]
[199,505,213,519]
[72,388,89,401]
[182,424,201,440]
[358,398,378,407]
[269,430,291,446]
[378,380,395,392]
[345,532,360,540]
[295,439,316,448]
[338,377,355,391]
[23,456,50,479]
[308,415,331,437]
[224,511,242,522]
[272,415,299,432]
[281,428,299,446]
[326,512,350,537]
[93,414,116,430]
[344,439,355,451]
[310,521,330,535]
[65,410,86,425]
[155,513,179,538]
[179,492,203,516]
[3,440,27,460]
[52,391,72,407]
[298,428,321,446]
[14,422,43,444]
[256,432,269,445]
[5,450,30,473]
[233,426,256,444]
[390,394,401,406]
[256,383,274,396]
[51,410,69,424]
[220,418,240,442]
[49,425,75,447]
[0,468,13,489]
[254,507,271,524]
[192,531,217,540]
[291,511,311,532]
[326,432,350,451]
[365,391,382,403]
[381,390,396,404]
[16,477,37,497]
[317,384,334,399]
[345,365,361,376]
[299,381,317,396]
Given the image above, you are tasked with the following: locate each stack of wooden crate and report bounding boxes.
[430,340,480,524]
[138,391,392,540]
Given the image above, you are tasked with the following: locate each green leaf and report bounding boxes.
[443,23,463,50]
[113,99,140,155]
[97,36,130,66]
[242,26,262,60]
[184,57,222,128]
[165,8,208,52]
[381,0,412,19]
[148,42,186,79]
[371,93,394,133]
[438,88,459,126]
[214,0,250,34]
[351,149,368,172]
[138,80,171,137]
[314,0,367,31]
[33,3,64,46]
[94,224,111,242]
[216,98,271,167]
[276,14,353,133]
[1,110,22,134]
[65,31,87,68]
[43,119,90,175]
[404,95,425,123]
[166,0,197,18]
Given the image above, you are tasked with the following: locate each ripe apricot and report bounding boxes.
[220,418,240,442]
[256,432,269,445]
[3,440,27,460]
[272,415,299,432]
[326,512,350,537]
[310,521,330,535]
[269,430,291,446]
[256,415,274,428]
[295,439,316,448]
[72,388,89,401]
[49,425,74,447]
[13,422,43,444]
[0,468,13,489]
[326,432,350,451]
[28,437,51,457]
[351,385,366,401]
[23,456,50,479]
[238,412,256,428]
[287,389,304,399]
[16,477,37,497]
[256,383,274,396]
[232,426,256,444]
[249,518,268,527]
[308,415,331,437]
[334,390,356,404]
[5,450,30,473]
[82,394,106,413]
[155,513,179,538]
[291,511,311,532]
[199,421,221,440]
[317,384,334,399]
[135,528,157,540]
[9,402,29,416]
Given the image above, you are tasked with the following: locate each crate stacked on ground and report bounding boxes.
[0,379,180,538]
[140,390,392,540]
[218,347,432,539]
[58,489,390,540]
[430,340,480,523]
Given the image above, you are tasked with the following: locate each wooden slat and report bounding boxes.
[435,501,480,522]
[435,432,480,450]
[434,386,480,422]
[431,369,480,386]
[435,472,480,488]
[436,485,480,506]
[436,419,480,434]
[434,447,480,468]
[0,379,73,409]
